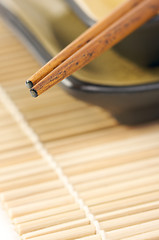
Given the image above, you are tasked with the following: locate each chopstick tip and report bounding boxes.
[26,80,33,89]
[30,89,38,98]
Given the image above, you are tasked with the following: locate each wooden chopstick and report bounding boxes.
[26,0,143,89]
[29,0,159,97]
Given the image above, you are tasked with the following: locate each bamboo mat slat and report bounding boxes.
[0,18,159,240]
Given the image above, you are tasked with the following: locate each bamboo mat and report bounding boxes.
[0,18,159,240]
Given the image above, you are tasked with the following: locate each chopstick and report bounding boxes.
[28,0,159,98]
[26,0,143,89]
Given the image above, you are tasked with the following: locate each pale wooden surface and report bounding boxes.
[0,19,159,240]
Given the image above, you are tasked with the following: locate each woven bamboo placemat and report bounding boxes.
[0,19,159,240]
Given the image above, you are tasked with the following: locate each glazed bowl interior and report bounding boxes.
[67,0,159,67]
[69,0,159,23]
[10,0,159,87]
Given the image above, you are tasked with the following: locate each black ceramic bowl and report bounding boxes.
[66,0,159,67]
[1,1,159,125]
[64,0,159,124]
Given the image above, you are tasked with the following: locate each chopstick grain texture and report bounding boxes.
[26,0,143,89]
[30,0,159,97]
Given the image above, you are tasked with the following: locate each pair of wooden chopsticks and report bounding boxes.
[26,0,159,98]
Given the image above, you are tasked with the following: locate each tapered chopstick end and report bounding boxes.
[26,80,33,89]
[30,89,38,98]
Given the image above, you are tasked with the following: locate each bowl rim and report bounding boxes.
[65,74,159,94]
[66,0,159,28]
[1,2,159,95]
